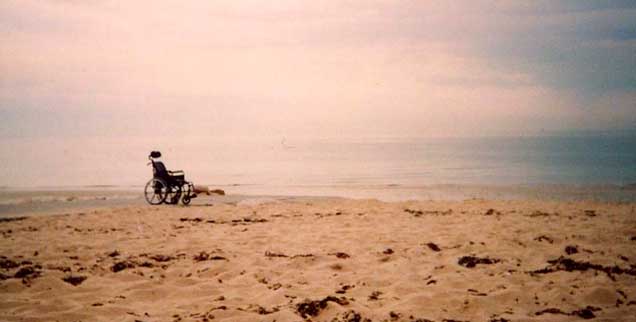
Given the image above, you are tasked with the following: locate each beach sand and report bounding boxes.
[1,198,636,321]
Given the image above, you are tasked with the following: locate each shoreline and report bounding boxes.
[1,183,636,217]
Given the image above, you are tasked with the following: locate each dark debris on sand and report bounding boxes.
[0,256,42,285]
[314,211,344,218]
[0,257,21,270]
[484,209,501,216]
[526,210,555,217]
[255,305,279,315]
[108,253,186,272]
[535,306,601,319]
[231,217,268,224]
[404,208,424,216]
[193,252,228,262]
[62,275,87,286]
[565,245,578,255]
[296,296,349,318]
[179,217,267,226]
[148,254,175,262]
[264,251,288,258]
[467,289,488,296]
[404,208,452,217]
[531,256,636,281]
[336,284,354,294]
[264,251,314,259]
[12,265,42,285]
[426,243,441,252]
[584,210,597,217]
[291,253,314,259]
[14,266,40,279]
[534,235,554,244]
[368,290,382,301]
[332,310,372,322]
[0,217,27,223]
[330,252,351,259]
[180,217,203,223]
[458,256,501,268]
[111,261,135,272]
[237,304,280,315]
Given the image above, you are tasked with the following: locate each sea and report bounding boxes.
[1,135,636,213]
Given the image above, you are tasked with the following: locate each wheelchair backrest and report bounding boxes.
[153,161,169,179]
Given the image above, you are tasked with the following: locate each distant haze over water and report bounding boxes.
[1,135,635,191]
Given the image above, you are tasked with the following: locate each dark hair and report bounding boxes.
[150,151,162,158]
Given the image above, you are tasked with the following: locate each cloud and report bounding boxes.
[1,1,634,139]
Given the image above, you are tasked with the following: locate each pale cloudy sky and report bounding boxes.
[1,0,635,139]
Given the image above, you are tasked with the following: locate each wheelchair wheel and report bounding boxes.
[182,184,192,205]
[165,184,182,205]
[144,178,168,205]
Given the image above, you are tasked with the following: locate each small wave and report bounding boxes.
[0,194,141,206]
[0,196,58,206]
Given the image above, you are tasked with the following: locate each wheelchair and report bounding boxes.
[144,151,196,205]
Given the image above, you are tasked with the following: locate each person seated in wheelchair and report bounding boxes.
[151,157,185,186]
[145,151,196,205]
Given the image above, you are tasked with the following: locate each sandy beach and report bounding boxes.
[1,197,635,322]
[4,1,636,321]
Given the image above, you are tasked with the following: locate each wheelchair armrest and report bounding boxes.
[168,170,184,175]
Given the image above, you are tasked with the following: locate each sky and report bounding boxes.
[1,0,635,139]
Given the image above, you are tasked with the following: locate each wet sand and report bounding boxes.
[1,198,636,321]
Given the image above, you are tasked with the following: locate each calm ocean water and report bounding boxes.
[1,135,635,191]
